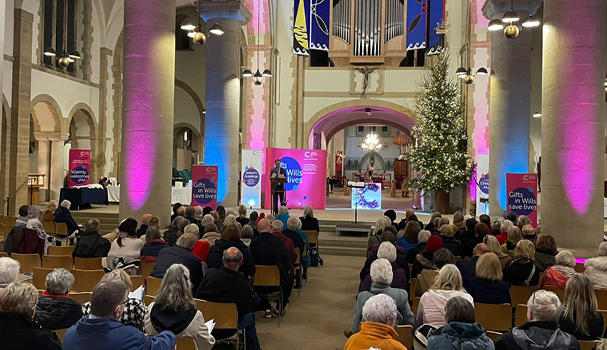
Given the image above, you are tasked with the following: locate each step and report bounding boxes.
[320,246,366,257]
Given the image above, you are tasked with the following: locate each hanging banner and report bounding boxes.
[406,0,428,50]
[427,0,445,55]
[309,0,330,51]
[68,149,91,187]
[293,0,311,55]
[335,153,343,177]
[241,150,263,208]
[506,173,538,227]
[475,154,489,216]
[264,148,327,210]
[191,165,218,209]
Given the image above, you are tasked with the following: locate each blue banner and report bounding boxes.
[293,0,311,55]
[309,0,330,51]
[406,0,427,50]
[427,0,445,55]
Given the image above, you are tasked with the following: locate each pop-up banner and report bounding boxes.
[476,154,489,215]
[241,150,263,208]
[264,148,327,210]
[68,149,91,187]
[191,165,218,209]
[506,173,538,227]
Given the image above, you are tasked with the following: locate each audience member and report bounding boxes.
[416,248,454,296]
[584,241,607,289]
[164,216,189,247]
[457,218,477,257]
[249,212,259,231]
[517,215,531,229]
[396,208,415,231]
[478,215,491,233]
[151,232,203,293]
[270,220,297,264]
[415,264,473,329]
[345,294,407,350]
[360,242,409,292]
[464,253,511,304]
[64,280,175,350]
[501,226,522,258]
[0,257,20,294]
[407,230,430,264]
[503,240,540,286]
[171,203,185,222]
[184,223,207,262]
[483,235,510,268]
[427,296,494,350]
[522,224,537,244]
[236,205,250,226]
[559,274,603,340]
[367,216,392,254]
[185,206,202,233]
[82,269,147,330]
[396,220,421,254]
[411,234,443,278]
[136,214,153,238]
[241,225,254,247]
[35,268,82,330]
[140,226,168,263]
[284,216,311,282]
[200,214,214,228]
[474,222,489,248]
[144,264,214,349]
[505,212,517,226]
[456,243,488,281]
[107,218,144,272]
[197,247,261,350]
[495,290,579,350]
[426,212,442,232]
[534,234,557,272]
[360,231,409,283]
[55,199,79,237]
[73,219,110,258]
[452,211,465,231]
[496,220,514,244]
[543,250,576,289]
[4,205,29,254]
[201,223,221,245]
[206,224,255,278]
[0,282,61,350]
[15,212,52,255]
[300,205,320,232]
[42,200,58,222]
[439,225,462,257]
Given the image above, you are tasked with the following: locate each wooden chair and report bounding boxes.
[12,253,41,274]
[0,252,8,258]
[146,276,163,296]
[70,269,105,292]
[130,275,145,289]
[42,221,56,234]
[74,257,103,270]
[144,294,156,306]
[42,255,73,269]
[253,265,283,324]
[475,303,512,331]
[595,289,607,310]
[139,262,155,277]
[194,299,240,346]
[579,340,599,350]
[575,263,585,273]
[514,304,528,327]
[69,292,93,305]
[55,222,69,236]
[303,230,319,245]
[599,310,607,336]
[176,337,197,350]
[544,285,565,302]
[509,285,539,306]
[409,278,418,301]
[48,246,74,256]
[33,267,55,290]
[412,297,420,316]
[486,331,503,342]
[395,325,413,350]
[55,329,68,342]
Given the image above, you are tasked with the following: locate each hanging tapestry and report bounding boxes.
[309,0,330,51]
[406,0,428,50]
[293,0,311,55]
[427,0,445,55]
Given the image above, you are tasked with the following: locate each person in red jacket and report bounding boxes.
[270,220,297,265]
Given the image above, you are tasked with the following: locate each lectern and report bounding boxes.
[270,177,287,215]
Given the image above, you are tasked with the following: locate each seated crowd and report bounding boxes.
[347,209,607,350]
[0,202,321,350]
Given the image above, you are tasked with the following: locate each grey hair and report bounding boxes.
[26,218,44,233]
[373,216,391,235]
[517,215,531,227]
[377,242,397,263]
[287,216,302,231]
[171,215,189,229]
[176,232,197,250]
[201,214,215,227]
[155,264,195,312]
[362,293,398,326]
[241,225,254,238]
[223,248,243,263]
[304,205,314,217]
[599,242,607,257]
[223,214,237,227]
[145,226,162,242]
[27,205,41,219]
[0,257,20,285]
[183,223,199,235]
[60,200,71,210]
[500,220,513,233]
[491,217,503,231]
[278,206,289,215]
[418,230,431,244]
[45,268,75,295]
[194,206,203,219]
[527,290,562,322]
[271,220,283,232]
[370,258,393,285]
[507,225,522,242]
[555,250,576,268]
[226,209,236,217]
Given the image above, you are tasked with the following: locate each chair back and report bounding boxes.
[176,337,197,350]
[74,257,103,270]
[409,278,418,300]
[69,292,93,305]
[42,255,73,269]
[70,269,105,292]
[303,230,319,244]
[509,285,539,306]
[594,289,607,310]
[194,298,238,330]
[130,275,145,289]
[544,285,565,302]
[412,297,420,316]
[485,331,503,342]
[55,222,68,235]
[146,276,163,296]
[55,329,68,342]
[42,221,56,234]
[0,252,8,258]
[253,265,280,287]
[514,304,528,327]
[48,246,75,256]
[144,294,156,306]
[579,340,599,350]
[12,253,41,274]
[139,262,155,276]
[33,267,55,290]
[575,263,585,273]
[475,303,512,331]
[395,325,413,349]
[599,310,607,336]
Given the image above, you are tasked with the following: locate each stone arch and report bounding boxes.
[67,105,97,181]
[360,151,386,171]
[175,79,205,156]
[174,122,201,170]
[29,94,63,133]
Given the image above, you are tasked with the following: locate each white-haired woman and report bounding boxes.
[584,241,607,290]
[34,268,82,330]
[359,242,408,292]
[300,205,319,232]
[54,199,79,237]
[14,211,52,255]
[367,216,392,256]
[284,216,311,283]
[0,257,20,294]
[542,250,576,289]
[222,214,237,230]
[144,264,215,350]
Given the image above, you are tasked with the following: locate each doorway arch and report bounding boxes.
[68,105,97,181]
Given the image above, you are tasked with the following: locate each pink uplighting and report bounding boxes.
[247,51,268,150]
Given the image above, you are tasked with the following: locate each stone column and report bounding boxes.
[8,8,33,215]
[37,139,50,201]
[541,0,606,249]
[119,0,176,225]
[199,0,251,207]
[482,0,541,216]
[49,137,65,201]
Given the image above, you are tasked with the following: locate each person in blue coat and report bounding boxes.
[63,279,175,350]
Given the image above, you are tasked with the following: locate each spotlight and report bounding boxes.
[504,23,520,39]
[242,69,253,78]
[475,67,488,76]
[192,31,207,46]
[488,19,504,31]
[533,112,542,119]
[253,70,263,85]
[503,10,520,23]
[57,52,72,68]
[209,23,224,36]
[68,50,81,60]
[464,75,474,85]
[180,18,196,31]
[456,67,468,78]
[43,47,56,57]
[187,31,196,38]
[522,16,540,28]
[262,69,272,77]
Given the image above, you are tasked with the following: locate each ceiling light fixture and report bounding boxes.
[180,18,196,31]
[487,19,504,31]
[209,23,224,36]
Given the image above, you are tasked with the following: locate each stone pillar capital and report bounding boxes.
[33,131,68,142]
[482,0,542,20]
[197,0,251,25]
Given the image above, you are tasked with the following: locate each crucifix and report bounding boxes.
[353,66,378,99]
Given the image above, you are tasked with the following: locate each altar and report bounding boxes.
[351,183,382,210]
[107,186,192,205]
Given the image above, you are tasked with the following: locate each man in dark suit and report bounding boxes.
[269,158,286,215]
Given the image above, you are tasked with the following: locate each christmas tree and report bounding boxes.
[407,53,474,194]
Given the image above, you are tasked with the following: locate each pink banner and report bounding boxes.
[264,148,327,210]
[68,149,91,187]
[191,165,218,209]
[506,173,538,227]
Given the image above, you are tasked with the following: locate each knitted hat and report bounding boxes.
[425,235,444,253]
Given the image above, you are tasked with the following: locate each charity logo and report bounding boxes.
[280,156,303,191]
[507,187,536,216]
[479,174,489,195]
[70,166,89,185]
[192,178,216,205]
[243,167,260,187]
